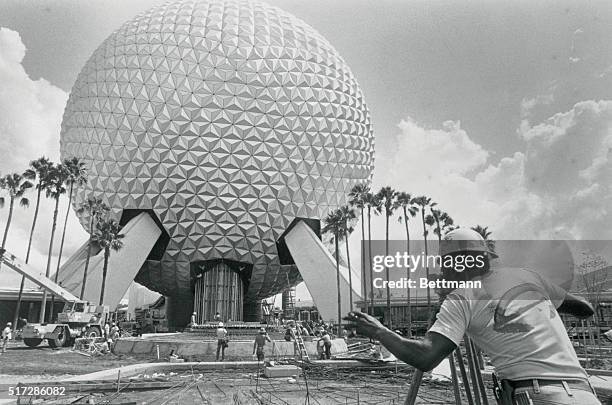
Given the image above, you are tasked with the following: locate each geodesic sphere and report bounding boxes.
[59,0,374,301]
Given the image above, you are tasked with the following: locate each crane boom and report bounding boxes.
[0,248,81,303]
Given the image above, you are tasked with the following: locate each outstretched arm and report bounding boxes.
[344,312,456,371]
[557,293,594,319]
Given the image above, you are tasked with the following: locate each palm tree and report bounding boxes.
[53,158,87,293]
[13,157,52,331]
[412,196,437,313]
[395,192,417,336]
[76,197,110,300]
[348,183,370,314]
[428,209,456,295]
[471,225,495,254]
[364,191,381,315]
[428,209,455,242]
[40,164,67,323]
[375,186,398,329]
[323,208,345,334]
[339,205,357,310]
[91,218,124,305]
[0,172,33,265]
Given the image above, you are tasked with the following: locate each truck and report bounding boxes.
[0,248,109,348]
[135,296,169,333]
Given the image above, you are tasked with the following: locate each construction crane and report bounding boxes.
[0,248,109,348]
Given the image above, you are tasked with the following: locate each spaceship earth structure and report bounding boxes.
[60,0,374,318]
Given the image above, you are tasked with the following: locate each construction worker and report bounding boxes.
[345,228,601,405]
[253,327,272,361]
[284,325,293,341]
[190,312,197,327]
[321,330,332,359]
[2,322,12,353]
[316,336,325,359]
[103,322,110,340]
[216,322,228,361]
[110,322,120,341]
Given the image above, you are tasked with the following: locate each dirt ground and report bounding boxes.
[0,340,146,377]
[4,340,609,404]
[2,365,481,404]
[0,340,495,404]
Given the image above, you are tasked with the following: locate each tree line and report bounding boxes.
[0,157,124,331]
[1,159,492,334]
[323,183,492,333]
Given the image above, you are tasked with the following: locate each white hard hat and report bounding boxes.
[218,322,224,327]
[440,228,497,258]
[6,322,12,326]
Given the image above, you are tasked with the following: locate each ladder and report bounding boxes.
[291,324,310,362]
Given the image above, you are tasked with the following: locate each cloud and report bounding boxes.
[393,118,489,178]
[569,27,584,64]
[0,28,66,172]
[598,65,612,78]
[520,94,554,119]
[0,27,87,288]
[372,99,612,242]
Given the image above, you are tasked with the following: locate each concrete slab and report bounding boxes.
[264,365,302,378]
[62,361,264,382]
[61,359,379,383]
[132,341,155,354]
[112,337,347,361]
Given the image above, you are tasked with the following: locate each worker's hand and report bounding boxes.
[343,312,386,339]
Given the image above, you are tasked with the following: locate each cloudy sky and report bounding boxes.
[0,0,611,293]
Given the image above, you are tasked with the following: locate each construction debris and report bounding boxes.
[73,337,110,356]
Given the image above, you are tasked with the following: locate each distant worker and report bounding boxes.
[316,336,325,359]
[103,322,110,339]
[216,322,228,361]
[321,330,332,359]
[2,322,12,353]
[214,312,222,322]
[252,327,272,361]
[110,322,120,340]
[190,312,197,327]
[346,228,601,405]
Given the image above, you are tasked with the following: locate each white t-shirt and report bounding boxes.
[430,267,587,381]
[2,327,11,340]
[216,327,228,340]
